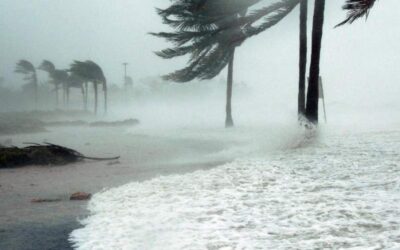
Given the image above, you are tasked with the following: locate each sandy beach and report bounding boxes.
[0,126,231,250]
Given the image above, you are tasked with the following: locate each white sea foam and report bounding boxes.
[71,129,400,250]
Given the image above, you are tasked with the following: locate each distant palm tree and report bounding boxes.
[38,60,69,107]
[69,61,107,114]
[15,60,38,108]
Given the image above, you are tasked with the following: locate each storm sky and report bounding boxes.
[1,0,400,115]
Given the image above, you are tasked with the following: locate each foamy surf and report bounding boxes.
[70,130,400,250]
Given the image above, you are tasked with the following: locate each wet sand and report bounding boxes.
[0,127,231,250]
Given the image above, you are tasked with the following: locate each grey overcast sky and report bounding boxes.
[1,0,400,109]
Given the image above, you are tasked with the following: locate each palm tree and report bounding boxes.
[38,60,69,107]
[337,0,377,26]
[153,3,239,127]
[305,0,326,124]
[15,60,38,108]
[67,73,86,110]
[154,0,302,127]
[69,61,107,115]
[154,0,301,127]
[298,0,308,118]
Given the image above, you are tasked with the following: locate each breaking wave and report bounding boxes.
[70,129,400,250]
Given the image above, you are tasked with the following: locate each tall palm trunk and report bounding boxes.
[66,86,70,109]
[94,82,98,115]
[103,84,108,114]
[298,0,308,118]
[81,85,85,110]
[62,84,67,107]
[33,73,38,110]
[84,82,89,111]
[306,0,325,124]
[225,50,235,128]
[55,86,59,107]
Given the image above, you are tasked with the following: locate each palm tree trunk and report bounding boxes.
[94,82,98,115]
[225,50,235,128]
[33,74,38,110]
[298,0,308,118]
[63,84,66,107]
[55,86,59,107]
[84,82,88,111]
[103,83,108,115]
[306,0,325,124]
[81,85,85,110]
[66,87,70,109]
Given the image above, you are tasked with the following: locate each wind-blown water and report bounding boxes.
[70,126,400,249]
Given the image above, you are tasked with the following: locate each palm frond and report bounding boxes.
[38,60,56,72]
[241,0,300,37]
[337,0,377,27]
[154,0,299,83]
[15,60,38,85]
[15,60,35,74]
[70,61,106,89]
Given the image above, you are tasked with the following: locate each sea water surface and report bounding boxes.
[70,124,400,250]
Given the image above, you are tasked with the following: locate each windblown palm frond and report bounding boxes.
[337,0,377,27]
[241,0,300,37]
[70,61,106,88]
[15,60,38,85]
[15,60,36,75]
[70,61,91,81]
[38,60,56,73]
[153,0,299,83]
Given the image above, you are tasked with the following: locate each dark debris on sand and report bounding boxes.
[0,143,119,168]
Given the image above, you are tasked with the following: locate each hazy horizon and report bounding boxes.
[0,0,399,126]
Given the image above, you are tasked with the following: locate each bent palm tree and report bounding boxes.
[154,0,301,127]
[15,60,38,108]
[69,61,107,114]
[38,60,69,107]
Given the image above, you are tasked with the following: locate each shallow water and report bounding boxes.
[71,128,400,250]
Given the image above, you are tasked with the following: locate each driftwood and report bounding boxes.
[0,143,119,168]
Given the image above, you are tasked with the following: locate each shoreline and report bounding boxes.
[0,127,232,250]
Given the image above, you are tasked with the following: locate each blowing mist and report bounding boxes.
[1,1,400,250]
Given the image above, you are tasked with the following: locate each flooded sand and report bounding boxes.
[0,126,232,250]
[71,129,400,250]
